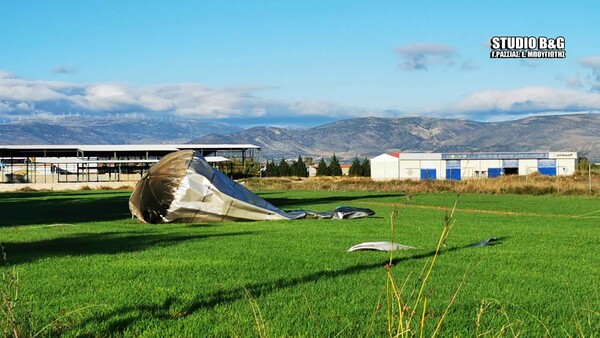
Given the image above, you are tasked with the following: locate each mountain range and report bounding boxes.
[2,113,600,161]
[191,114,600,161]
[0,116,243,144]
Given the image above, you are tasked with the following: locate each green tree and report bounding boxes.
[348,157,362,177]
[266,159,279,177]
[577,157,590,171]
[330,154,342,176]
[242,158,261,177]
[278,158,291,176]
[291,155,308,177]
[316,157,330,176]
[361,157,371,177]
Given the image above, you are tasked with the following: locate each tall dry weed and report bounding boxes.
[247,173,600,196]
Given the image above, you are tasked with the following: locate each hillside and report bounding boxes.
[0,116,243,144]
[190,114,600,160]
[3,113,600,161]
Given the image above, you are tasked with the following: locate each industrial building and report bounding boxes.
[0,144,260,184]
[370,151,578,181]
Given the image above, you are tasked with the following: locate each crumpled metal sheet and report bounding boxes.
[284,206,376,220]
[129,150,289,223]
[347,241,416,252]
[129,150,376,223]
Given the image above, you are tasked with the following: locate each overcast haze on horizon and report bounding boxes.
[1,1,600,127]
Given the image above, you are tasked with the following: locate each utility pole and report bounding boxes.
[589,163,592,194]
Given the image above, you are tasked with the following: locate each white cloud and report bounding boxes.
[558,75,584,88]
[0,101,12,112]
[0,81,68,102]
[15,102,33,110]
[580,56,600,91]
[0,71,366,120]
[580,56,600,70]
[9,69,598,124]
[423,86,600,119]
[395,43,455,71]
[71,84,138,111]
[0,71,15,79]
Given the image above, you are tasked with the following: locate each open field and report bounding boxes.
[1,190,598,337]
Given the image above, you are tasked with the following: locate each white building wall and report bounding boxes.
[479,160,502,172]
[460,159,504,178]
[370,154,400,181]
[439,160,447,177]
[479,160,502,177]
[549,152,577,176]
[556,158,576,176]
[460,160,477,179]
[399,160,420,179]
[371,152,578,181]
[399,153,442,160]
[421,160,443,171]
[371,162,399,181]
[519,159,538,175]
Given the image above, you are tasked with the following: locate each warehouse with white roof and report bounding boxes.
[370,151,578,181]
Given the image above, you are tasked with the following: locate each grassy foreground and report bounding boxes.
[1,189,599,337]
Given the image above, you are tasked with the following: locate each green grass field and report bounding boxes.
[1,190,598,337]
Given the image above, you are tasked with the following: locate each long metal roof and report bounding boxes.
[0,144,260,158]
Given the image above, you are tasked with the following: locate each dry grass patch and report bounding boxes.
[247,172,600,196]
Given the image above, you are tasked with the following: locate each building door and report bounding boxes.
[445,160,461,181]
[446,168,461,181]
[420,169,436,180]
[488,168,502,178]
[538,159,557,176]
[502,159,519,175]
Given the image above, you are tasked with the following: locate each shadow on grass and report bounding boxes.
[0,190,130,199]
[1,231,258,265]
[263,193,405,208]
[0,192,131,227]
[0,191,397,227]
[78,238,506,335]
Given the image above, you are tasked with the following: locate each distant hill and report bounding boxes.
[190,114,600,161]
[0,116,243,144]
[3,113,600,161]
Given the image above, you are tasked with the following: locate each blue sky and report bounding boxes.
[1,0,600,127]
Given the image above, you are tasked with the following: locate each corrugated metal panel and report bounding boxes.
[442,152,548,160]
[446,160,461,168]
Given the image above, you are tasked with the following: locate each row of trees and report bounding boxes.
[265,156,309,177]
[264,154,371,177]
[348,157,371,177]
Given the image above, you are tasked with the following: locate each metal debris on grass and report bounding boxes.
[468,237,498,247]
[347,241,416,252]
